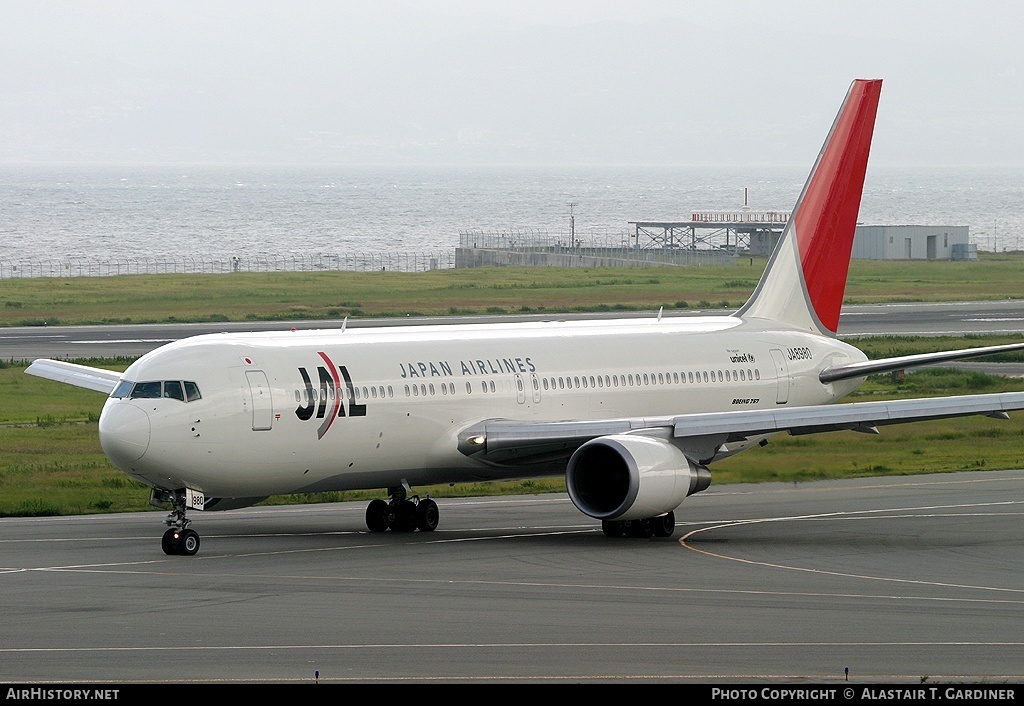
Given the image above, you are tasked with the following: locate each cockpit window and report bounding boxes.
[131,381,163,398]
[163,381,185,401]
[183,381,202,402]
[114,380,203,402]
[111,380,133,399]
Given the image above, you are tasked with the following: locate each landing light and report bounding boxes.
[468,435,486,446]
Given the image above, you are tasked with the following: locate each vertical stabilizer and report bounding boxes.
[736,79,881,336]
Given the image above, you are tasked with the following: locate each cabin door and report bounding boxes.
[514,374,526,404]
[769,349,790,405]
[245,370,274,431]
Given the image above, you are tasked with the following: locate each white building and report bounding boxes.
[851,225,974,260]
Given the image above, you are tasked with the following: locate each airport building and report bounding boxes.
[851,225,974,260]
[750,224,974,260]
[456,212,975,268]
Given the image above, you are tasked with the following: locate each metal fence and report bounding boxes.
[457,230,737,267]
[2,230,742,279]
[0,252,456,278]
[459,229,632,250]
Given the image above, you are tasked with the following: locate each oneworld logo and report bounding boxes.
[295,352,366,439]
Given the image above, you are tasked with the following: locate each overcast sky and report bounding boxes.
[3,0,1023,166]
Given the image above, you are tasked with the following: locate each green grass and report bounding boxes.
[4,251,1024,327]
[2,358,1023,517]
[5,256,1024,517]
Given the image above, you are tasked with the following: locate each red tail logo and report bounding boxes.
[737,79,881,336]
[794,79,882,333]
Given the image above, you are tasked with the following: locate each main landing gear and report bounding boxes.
[365,482,439,533]
[155,489,201,556]
[601,511,675,539]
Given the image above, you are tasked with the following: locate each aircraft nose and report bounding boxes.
[99,401,151,467]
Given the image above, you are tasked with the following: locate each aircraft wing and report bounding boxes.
[25,359,121,394]
[458,391,1024,466]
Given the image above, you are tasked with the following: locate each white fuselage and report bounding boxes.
[97,314,866,498]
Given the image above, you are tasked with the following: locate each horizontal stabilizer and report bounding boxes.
[819,341,1024,384]
[25,359,121,394]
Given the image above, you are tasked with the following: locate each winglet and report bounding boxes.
[736,79,882,336]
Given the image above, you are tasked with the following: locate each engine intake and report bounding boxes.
[566,434,710,521]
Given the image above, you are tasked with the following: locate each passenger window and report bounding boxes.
[163,381,185,401]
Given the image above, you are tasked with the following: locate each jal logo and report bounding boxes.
[295,352,366,439]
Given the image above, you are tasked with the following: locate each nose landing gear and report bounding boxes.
[161,526,200,556]
[153,488,202,556]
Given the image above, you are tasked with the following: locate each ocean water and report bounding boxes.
[1,163,1023,263]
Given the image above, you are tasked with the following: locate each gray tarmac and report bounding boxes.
[6,299,1024,360]
[4,302,1024,685]
[2,470,1024,684]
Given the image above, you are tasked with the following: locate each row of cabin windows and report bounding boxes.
[292,366,764,402]
[111,380,202,402]
[406,366,762,398]
[543,368,759,391]
[294,385,396,404]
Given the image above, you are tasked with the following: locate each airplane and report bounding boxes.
[26,78,1024,556]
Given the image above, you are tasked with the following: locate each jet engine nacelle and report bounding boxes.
[565,434,710,521]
